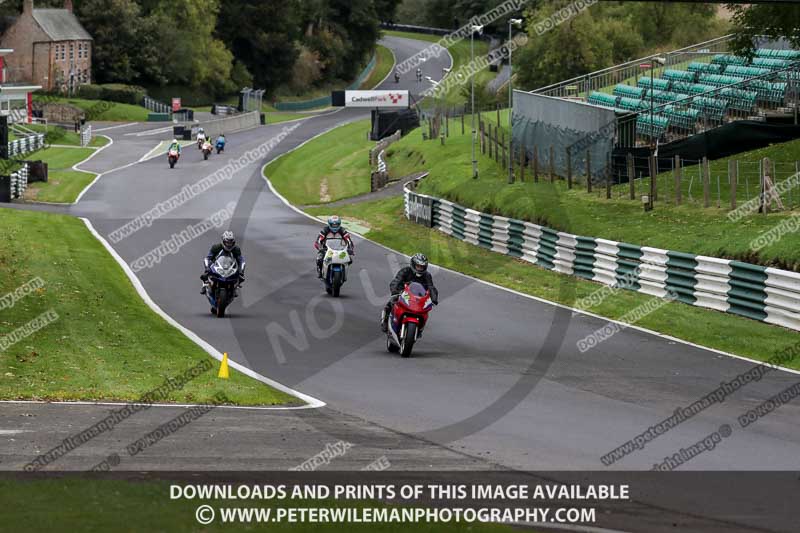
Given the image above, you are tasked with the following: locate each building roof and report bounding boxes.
[32,9,92,41]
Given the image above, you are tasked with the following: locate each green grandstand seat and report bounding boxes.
[636,114,670,138]
[613,84,645,99]
[687,62,722,75]
[711,54,747,66]
[587,91,619,108]
[663,105,699,131]
[616,96,648,112]
[725,65,770,78]
[686,83,718,96]
[720,87,758,112]
[637,76,670,91]
[690,96,728,121]
[752,57,790,70]
[755,48,800,60]
[663,69,696,83]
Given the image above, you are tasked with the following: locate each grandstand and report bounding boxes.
[511,35,800,181]
[533,35,799,145]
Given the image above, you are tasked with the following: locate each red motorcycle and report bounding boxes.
[168,148,180,169]
[385,281,434,357]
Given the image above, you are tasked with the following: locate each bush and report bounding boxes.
[77,83,146,105]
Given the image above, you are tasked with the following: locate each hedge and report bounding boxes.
[77,84,146,105]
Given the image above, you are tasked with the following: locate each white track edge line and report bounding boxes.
[79,217,326,409]
[0,399,309,411]
[93,122,137,132]
[260,129,800,379]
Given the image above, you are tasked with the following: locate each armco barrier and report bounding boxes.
[188,111,260,139]
[8,134,45,157]
[404,180,800,331]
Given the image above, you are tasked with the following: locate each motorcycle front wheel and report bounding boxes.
[216,288,229,318]
[331,270,343,297]
[400,323,417,358]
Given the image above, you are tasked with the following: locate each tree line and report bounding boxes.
[0,0,402,100]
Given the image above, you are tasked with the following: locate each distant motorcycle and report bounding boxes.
[168,148,180,169]
[197,133,206,150]
[385,281,434,357]
[321,237,351,297]
[203,254,242,318]
[201,140,213,160]
[216,138,225,154]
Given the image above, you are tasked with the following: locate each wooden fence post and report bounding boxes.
[519,146,525,182]
[586,150,592,193]
[729,159,737,211]
[703,156,710,208]
[533,146,539,182]
[488,123,493,159]
[549,145,555,182]
[649,154,657,207]
[674,155,682,206]
[627,153,635,200]
[566,147,572,189]
[606,154,612,199]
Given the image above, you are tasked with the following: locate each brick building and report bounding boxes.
[0,0,93,93]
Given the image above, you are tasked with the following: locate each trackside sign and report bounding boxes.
[344,90,409,108]
[406,193,433,227]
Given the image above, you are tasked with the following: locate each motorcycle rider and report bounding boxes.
[216,133,226,151]
[200,231,246,295]
[394,70,400,83]
[381,253,438,332]
[168,138,182,155]
[196,127,206,147]
[314,215,354,278]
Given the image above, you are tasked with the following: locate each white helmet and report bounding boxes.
[172,138,178,144]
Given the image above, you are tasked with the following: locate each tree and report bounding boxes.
[74,0,162,85]
[216,0,301,92]
[726,3,800,57]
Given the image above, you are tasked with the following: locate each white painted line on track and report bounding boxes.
[514,523,634,533]
[0,399,312,412]
[0,429,29,435]
[93,122,138,132]
[260,127,800,379]
[125,125,174,137]
[79,217,326,409]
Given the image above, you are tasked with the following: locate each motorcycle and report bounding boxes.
[385,281,434,357]
[197,133,206,150]
[216,138,225,154]
[201,140,213,160]
[168,148,180,169]
[203,254,242,318]
[321,238,351,297]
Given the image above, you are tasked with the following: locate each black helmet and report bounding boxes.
[410,253,428,277]
[221,231,236,252]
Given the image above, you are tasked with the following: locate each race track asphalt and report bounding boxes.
[2,35,799,533]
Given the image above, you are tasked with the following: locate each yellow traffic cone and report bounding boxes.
[218,352,230,379]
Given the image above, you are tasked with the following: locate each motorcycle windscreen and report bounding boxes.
[325,238,348,251]
[212,256,238,278]
[407,282,427,297]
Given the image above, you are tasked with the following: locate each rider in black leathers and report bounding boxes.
[200,231,246,295]
[381,253,438,332]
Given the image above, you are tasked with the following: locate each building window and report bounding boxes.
[61,44,65,61]
[69,43,74,60]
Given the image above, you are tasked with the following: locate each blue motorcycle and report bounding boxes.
[204,254,241,317]
[215,137,226,154]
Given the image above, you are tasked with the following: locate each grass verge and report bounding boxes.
[382,119,800,270]
[0,209,296,405]
[32,95,149,122]
[264,119,373,205]
[361,44,396,89]
[24,146,97,203]
[0,479,524,533]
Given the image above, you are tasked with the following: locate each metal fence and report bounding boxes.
[142,96,171,114]
[10,163,29,200]
[533,34,735,99]
[80,124,92,147]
